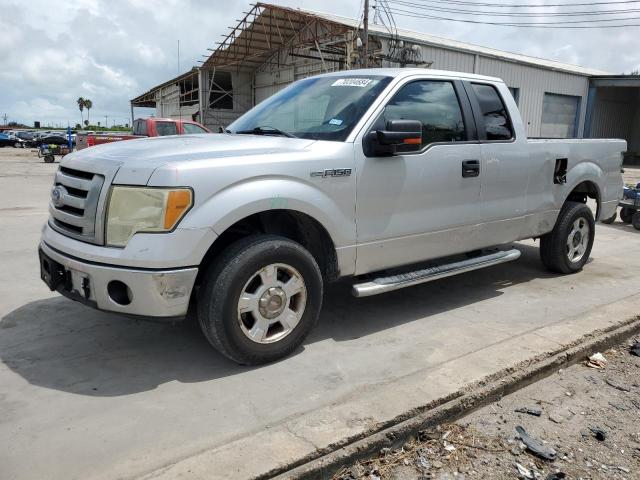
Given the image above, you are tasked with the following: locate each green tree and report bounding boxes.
[84,99,93,124]
[77,97,85,125]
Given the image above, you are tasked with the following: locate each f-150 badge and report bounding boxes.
[310,168,352,178]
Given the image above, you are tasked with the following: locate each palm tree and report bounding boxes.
[77,97,85,125]
[84,99,93,125]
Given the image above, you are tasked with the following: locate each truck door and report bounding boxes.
[354,78,483,275]
[464,82,529,245]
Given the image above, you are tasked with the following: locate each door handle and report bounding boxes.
[462,160,480,178]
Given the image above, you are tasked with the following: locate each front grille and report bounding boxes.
[49,166,105,243]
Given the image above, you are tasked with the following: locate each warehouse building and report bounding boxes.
[131,2,640,162]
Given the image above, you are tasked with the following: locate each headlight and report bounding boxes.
[106,187,193,247]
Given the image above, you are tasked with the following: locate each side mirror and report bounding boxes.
[364,119,422,157]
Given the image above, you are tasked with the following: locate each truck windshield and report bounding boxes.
[228,75,392,141]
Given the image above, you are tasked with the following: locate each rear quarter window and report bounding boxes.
[471,83,513,141]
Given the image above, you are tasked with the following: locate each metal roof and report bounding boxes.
[131,68,199,107]
[293,6,610,77]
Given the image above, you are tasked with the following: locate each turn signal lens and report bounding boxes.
[164,190,193,229]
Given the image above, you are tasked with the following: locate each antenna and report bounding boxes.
[178,39,181,74]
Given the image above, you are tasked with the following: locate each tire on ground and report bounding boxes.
[620,207,634,224]
[632,212,640,231]
[197,234,323,365]
[540,201,595,274]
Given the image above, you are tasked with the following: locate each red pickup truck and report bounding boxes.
[76,118,211,150]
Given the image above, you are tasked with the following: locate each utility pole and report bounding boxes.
[363,0,369,68]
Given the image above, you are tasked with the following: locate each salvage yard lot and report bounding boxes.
[0,148,639,480]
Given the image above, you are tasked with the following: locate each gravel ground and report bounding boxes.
[333,337,640,480]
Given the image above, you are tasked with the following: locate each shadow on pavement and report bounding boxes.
[0,243,555,397]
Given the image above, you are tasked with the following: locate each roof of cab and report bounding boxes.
[315,68,503,83]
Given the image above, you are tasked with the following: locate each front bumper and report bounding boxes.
[39,241,198,318]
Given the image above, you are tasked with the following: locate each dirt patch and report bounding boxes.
[332,338,640,479]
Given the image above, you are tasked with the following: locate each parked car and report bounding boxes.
[26,135,69,148]
[15,131,37,142]
[75,118,211,149]
[0,133,25,148]
[39,69,625,365]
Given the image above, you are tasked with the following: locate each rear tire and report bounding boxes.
[621,207,634,224]
[540,201,595,274]
[632,212,640,231]
[44,155,55,163]
[197,235,323,365]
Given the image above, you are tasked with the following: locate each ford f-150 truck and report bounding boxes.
[39,69,625,365]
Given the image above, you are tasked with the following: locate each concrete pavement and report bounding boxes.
[0,150,639,480]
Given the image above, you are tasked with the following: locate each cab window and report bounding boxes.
[380,80,466,151]
[155,121,178,136]
[471,83,513,141]
[183,123,208,134]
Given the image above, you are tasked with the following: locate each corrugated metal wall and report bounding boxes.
[590,87,639,150]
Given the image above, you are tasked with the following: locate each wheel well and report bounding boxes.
[566,181,600,219]
[196,210,339,285]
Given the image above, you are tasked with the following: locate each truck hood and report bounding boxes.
[61,134,316,185]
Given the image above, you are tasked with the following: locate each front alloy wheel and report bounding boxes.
[197,235,323,365]
[237,263,307,344]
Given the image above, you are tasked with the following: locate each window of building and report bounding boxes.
[541,93,580,138]
[155,121,178,136]
[209,71,233,110]
[380,80,466,151]
[179,75,199,107]
[508,87,520,106]
[471,83,513,141]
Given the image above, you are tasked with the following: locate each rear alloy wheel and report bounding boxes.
[197,235,323,365]
[540,201,595,274]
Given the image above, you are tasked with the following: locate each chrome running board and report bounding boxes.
[352,249,521,298]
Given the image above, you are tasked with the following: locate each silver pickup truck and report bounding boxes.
[39,69,625,364]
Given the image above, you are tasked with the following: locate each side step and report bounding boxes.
[352,248,521,298]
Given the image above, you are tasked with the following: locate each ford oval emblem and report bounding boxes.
[51,185,67,208]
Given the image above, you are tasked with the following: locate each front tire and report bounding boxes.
[197,235,323,365]
[540,201,595,274]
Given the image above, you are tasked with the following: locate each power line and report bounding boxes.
[388,5,640,22]
[388,0,640,16]
[387,7,640,26]
[405,0,640,7]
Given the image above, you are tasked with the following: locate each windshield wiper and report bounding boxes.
[235,126,297,138]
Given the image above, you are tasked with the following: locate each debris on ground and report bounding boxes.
[515,407,542,416]
[332,340,640,479]
[515,425,557,460]
[586,352,608,369]
[588,426,607,441]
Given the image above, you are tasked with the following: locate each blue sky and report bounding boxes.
[1,0,638,126]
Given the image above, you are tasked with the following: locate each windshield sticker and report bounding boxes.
[328,118,343,126]
[331,78,373,88]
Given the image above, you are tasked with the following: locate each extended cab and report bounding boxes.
[39,69,625,364]
[75,118,210,149]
